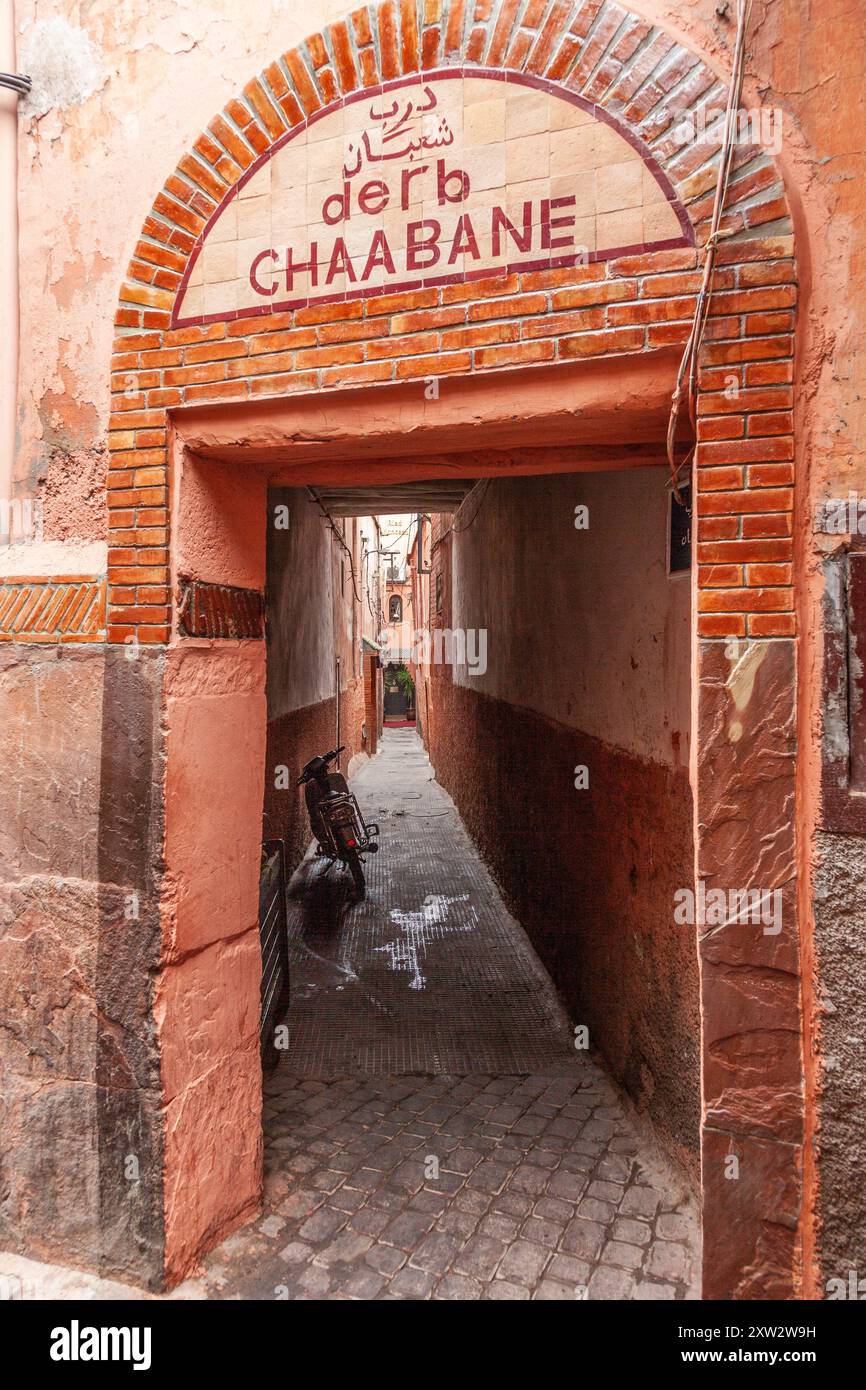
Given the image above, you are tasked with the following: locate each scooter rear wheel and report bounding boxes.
[346,849,366,901]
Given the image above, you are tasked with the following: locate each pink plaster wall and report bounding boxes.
[159,640,266,1280]
[12,0,351,507]
[157,930,263,1284]
[450,469,691,771]
[162,644,266,957]
[174,448,266,592]
[1,5,18,500]
[599,0,866,1293]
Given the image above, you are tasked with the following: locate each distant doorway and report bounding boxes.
[383,662,415,727]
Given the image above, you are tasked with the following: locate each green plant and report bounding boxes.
[395,666,415,702]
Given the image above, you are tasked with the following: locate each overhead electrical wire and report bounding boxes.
[309,489,454,619]
[362,545,386,631]
[433,478,492,550]
[309,497,421,633]
[306,486,361,603]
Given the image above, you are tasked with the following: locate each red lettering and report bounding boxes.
[249,248,278,296]
[491,203,532,257]
[362,230,396,281]
[326,238,357,285]
[322,183,350,225]
[401,165,428,210]
[407,219,441,271]
[284,243,319,291]
[359,179,390,215]
[541,196,576,251]
[437,159,470,205]
[449,214,480,264]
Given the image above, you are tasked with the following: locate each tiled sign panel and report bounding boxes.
[174,72,688,325]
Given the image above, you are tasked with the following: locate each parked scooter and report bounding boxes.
[297,745,379,900]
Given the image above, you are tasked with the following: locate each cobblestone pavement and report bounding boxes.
[189,1069,700,1301]
[0,731,700,1302]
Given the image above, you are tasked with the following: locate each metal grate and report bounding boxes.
[259,840,291,1065]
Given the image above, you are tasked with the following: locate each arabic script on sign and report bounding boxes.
[342,86,455,180]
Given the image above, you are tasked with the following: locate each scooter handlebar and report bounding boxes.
[297,745,346,785]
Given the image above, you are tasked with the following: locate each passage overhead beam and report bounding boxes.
[172,349,687,481]
[310,479,478,516]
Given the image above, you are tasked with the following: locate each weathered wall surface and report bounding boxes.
[159,641,265,1284]
[428,469,698,1178]
[263,487,369,868]
[266,488,341,720]
[451,470,691,767]
[11,0,350,510]
[762,2,866,1294]
[811,833,866,1283]
[0,644,165,1286]
[175,450,266,593]
[696,636,801,1299]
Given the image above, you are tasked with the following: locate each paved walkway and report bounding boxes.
[195,731,701,1301]
[0,730,700,1301]
[282,728,577,1075]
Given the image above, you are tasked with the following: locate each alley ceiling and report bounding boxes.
[310,479,477,516]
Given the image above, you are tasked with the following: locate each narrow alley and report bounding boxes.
[5,0,866,1329]
[182,730,700,1301]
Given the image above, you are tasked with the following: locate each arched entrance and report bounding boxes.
[105,1,800,1297]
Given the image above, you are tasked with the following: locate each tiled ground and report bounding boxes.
[0,730,700,1301]
[187,731,700,1301]
[281,729,577,1076]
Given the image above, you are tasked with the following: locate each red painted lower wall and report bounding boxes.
[427,677,700,1181]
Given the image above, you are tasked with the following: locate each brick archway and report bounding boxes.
[107,1,800,1297]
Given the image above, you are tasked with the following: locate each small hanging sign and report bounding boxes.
[668,482,692,575]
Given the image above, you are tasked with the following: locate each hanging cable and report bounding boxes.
[666,0,752,503]
[380,511,424,555]
[0,72,31,97]
[360,510,426,636]
[362,545,386,632]
[306,486,361,603]
[433,479,492,549]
